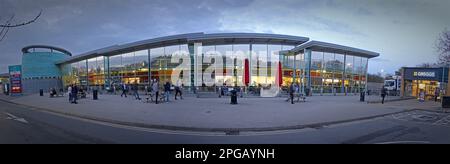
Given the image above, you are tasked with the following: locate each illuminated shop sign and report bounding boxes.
[403,68,448,82]
[8,65,22,95]
[413,72,436,78]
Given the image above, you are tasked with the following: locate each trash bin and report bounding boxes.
[93,90,98,100]
[360,91,365,102]
[230,90,238,104]
[442,96,450,108]
[305,88,310,97]
[40,89,44,96]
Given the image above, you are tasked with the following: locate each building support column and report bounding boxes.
[304,48,312,96]
[85,59,89,90]
[446,68,450,96]
[365,58,369,97]
[400,68,405,97]
[147,49,151,89]
[293,54,297,84]
[249,44,252,87]
[188,43,195,93]
[105,56,110,89]
[342,54,347,95]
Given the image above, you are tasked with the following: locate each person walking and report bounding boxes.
[132,82,141,100]
[164,81,171,103]
[289,83,295,104]
[175,79,183,100]
[435,88,440,102]
[120,83,127,98]
[420,90,426,102]
[67,85,73,103]
[152,80,159,104]
[71,85,78,104]
[381,87,387,104]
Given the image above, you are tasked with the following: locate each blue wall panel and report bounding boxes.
[22,52,68,78]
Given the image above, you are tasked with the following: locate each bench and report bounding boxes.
[49,91,64,98]
[285,93,306,102]
[295,93,307,102]
[144,92,166,103]
[77,92,87,99]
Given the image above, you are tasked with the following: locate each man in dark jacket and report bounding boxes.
[132,82,141,100]
[435,88,440,102]
[120,83,127,98]
[175,79,183,100]
[381,87,387,104]
[164,82,171,103]
[71,85,79,104]
[152,80,159,104]
[289,83,295,104]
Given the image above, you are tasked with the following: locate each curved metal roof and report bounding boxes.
[22,45,72,56]
[188,33,309,45]
[56,32,309,64]
[288,41,380,58]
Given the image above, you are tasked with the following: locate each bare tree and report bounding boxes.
[437,29,450,65]
[416,62,441,68]
[0,10,42,42]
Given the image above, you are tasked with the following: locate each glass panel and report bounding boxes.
[361,58,368,89]
[311,51,323,93]
[164,45,181,86]
[353,56,362,93]
[252,44,268,87]
[198,45,216,92]
[180,45,190,89]
[296,52,305,91]
[134,50,149,87]
[323,52,335,94]
[109,55,123,87]
[78,60,87,87]
[334,53,345,93]
[345,55,354,94]
[282,45,295,51]
[268,45,282,87]
[121,53,135,84]
[216,45,233,87]
[233,44,250,87]
[87,57,105,89]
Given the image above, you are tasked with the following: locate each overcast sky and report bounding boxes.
[1,0,449,74]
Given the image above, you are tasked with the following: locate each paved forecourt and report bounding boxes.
[1,93,441,131]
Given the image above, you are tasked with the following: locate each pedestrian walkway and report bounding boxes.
[0,93,442,131]
[365,95,415,103]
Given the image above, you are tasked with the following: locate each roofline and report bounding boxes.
[55,32,309,65]
[0,73,9,77]
[188,33,308,45]
[289,41,380,58]
[402,67,448,69]
[22,45,72,56]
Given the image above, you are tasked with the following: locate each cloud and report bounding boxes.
[355,7,373,16]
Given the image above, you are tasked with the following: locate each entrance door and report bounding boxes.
[412,80,438,100]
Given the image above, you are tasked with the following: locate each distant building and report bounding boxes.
[0,73,9,94]
[400,67,450,99]
[20,45,72,93]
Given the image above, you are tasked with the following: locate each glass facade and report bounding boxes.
[87,56,105,89]
[62,43,370,96]
[301,50,368,95]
